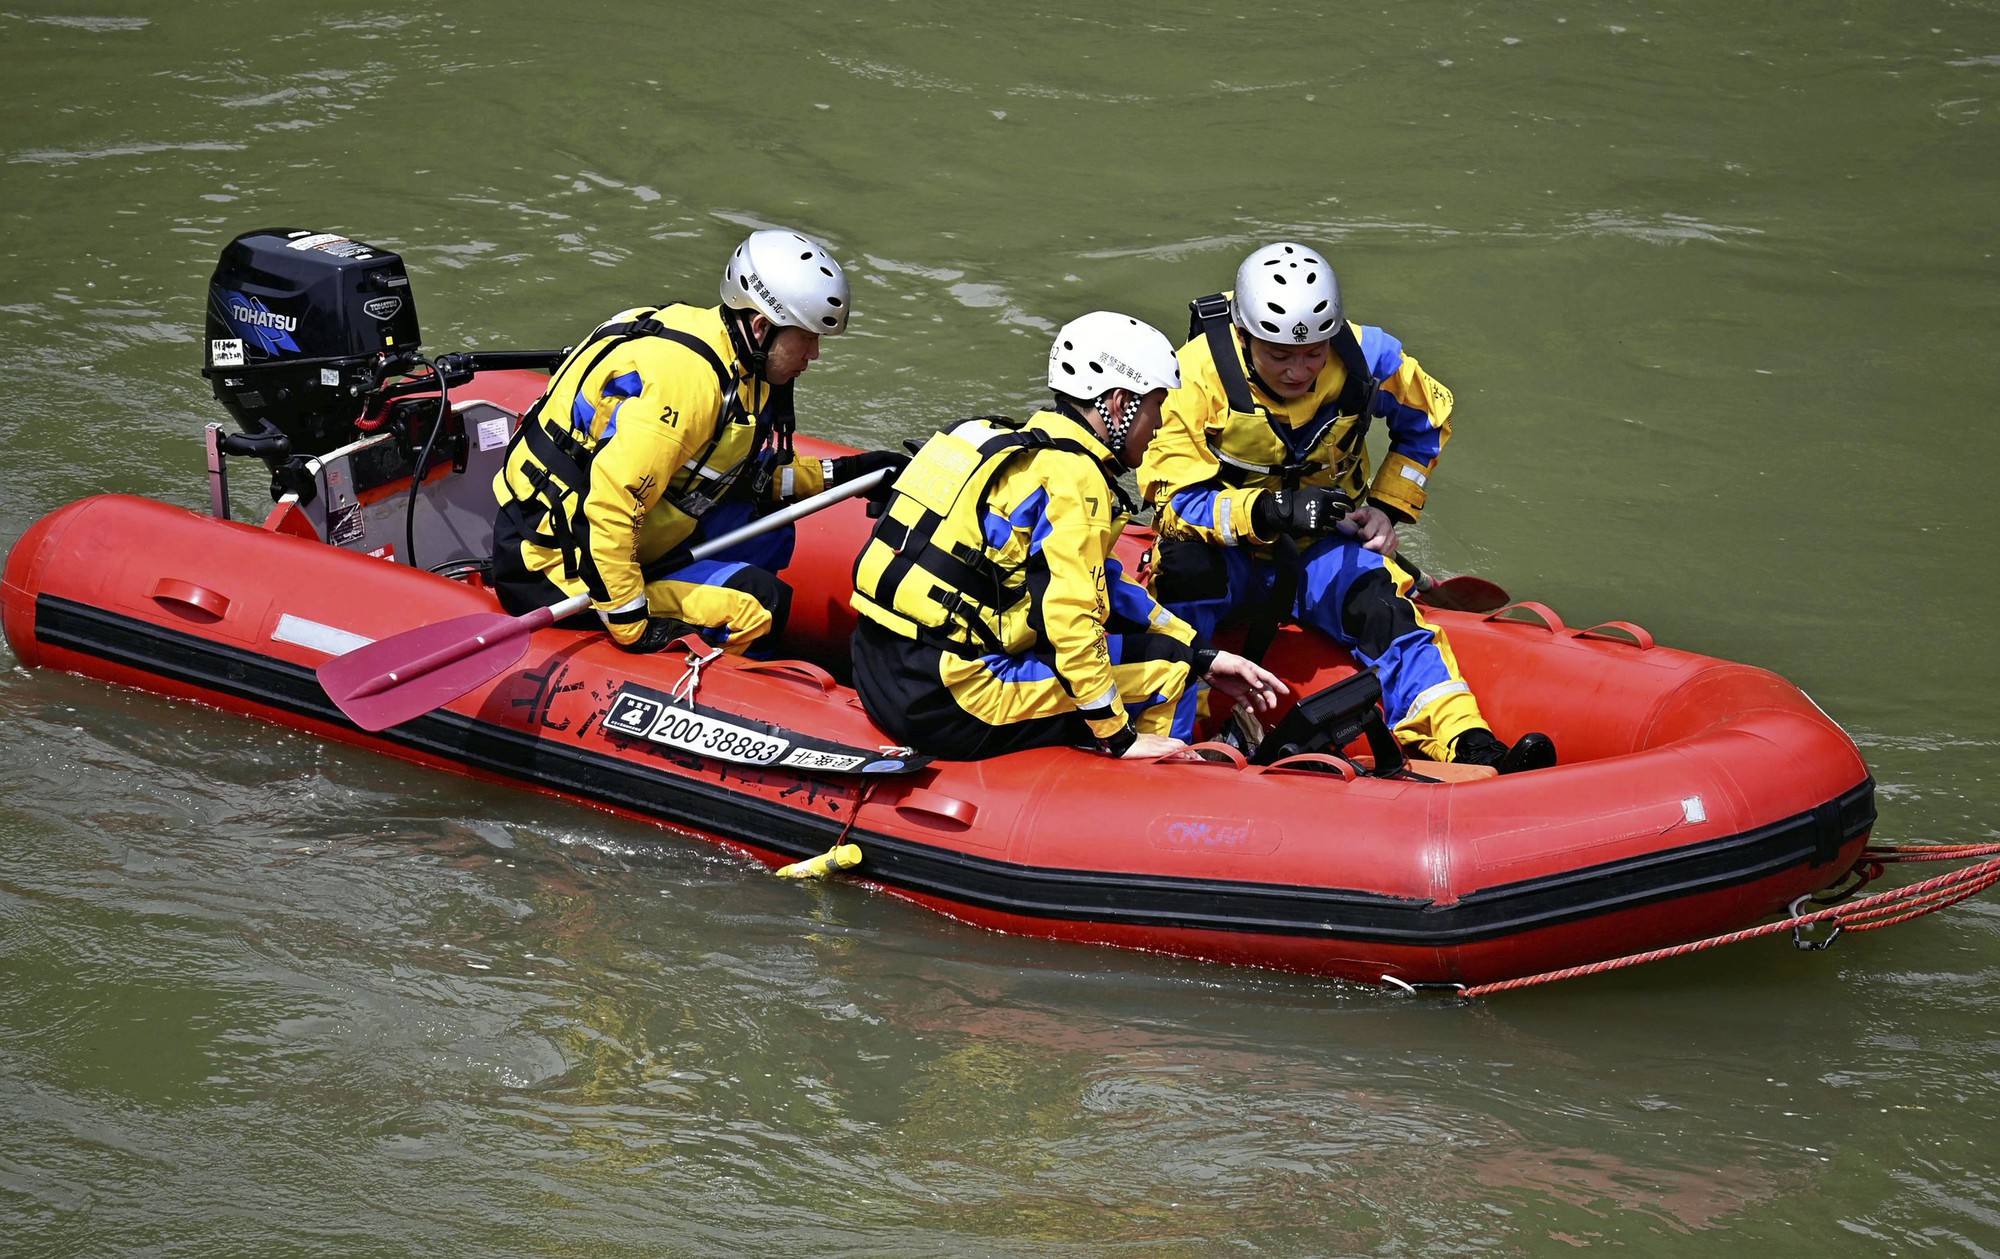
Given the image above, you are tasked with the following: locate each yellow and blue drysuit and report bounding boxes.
[851,410,1211,760]
[491,303,829,653]
[1137,295,1487,760]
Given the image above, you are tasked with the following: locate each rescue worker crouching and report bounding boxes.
[850,311,1287,762]
[1139,242,1556,773]
[490,228,909,655]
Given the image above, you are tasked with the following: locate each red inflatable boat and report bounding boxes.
[0,230,1877,987]
[1,366,1876,988]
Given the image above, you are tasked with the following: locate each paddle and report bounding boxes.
[1329,512,1511,612]
[1397,552,1511,614]
[318,466,896,731]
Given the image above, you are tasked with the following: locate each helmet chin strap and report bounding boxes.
[725,308,780,381]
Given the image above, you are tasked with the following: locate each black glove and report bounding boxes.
[1252,487,1352,540]
[614,616,697,654]
[824,449,910,503]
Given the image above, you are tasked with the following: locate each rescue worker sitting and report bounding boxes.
[490,228,907,654]
[1139,242,1555,773]
[850,311,1287,761]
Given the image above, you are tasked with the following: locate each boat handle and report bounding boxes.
[734,658,839,695]
[1260,753,1359,781]
[1482,601,1566,633]
[891,789,978,831]
[149,578,230,622]
[1575,620,1656,649]
[1163,741,1249,769]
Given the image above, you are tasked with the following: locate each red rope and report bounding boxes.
[1457,843,2000,998]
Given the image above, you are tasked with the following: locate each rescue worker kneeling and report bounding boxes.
[1140,242,1554,773]
[491,228,907,655]
[850,312,1287,761]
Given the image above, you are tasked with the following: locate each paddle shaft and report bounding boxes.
[341,465,895,699]
[638,464,892,583]
[344,601,564,699]
[1392,549,1439,594]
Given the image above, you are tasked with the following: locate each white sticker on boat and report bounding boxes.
[274,613,373,658]
[1681,795,1707,824]
[321,367,340,387]
[601,684,931,775]
[476,414,510,451]
[211,338,245,367]
[779,747,867,772]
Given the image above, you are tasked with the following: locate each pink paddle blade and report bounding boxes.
[1416,575,1510,614]
[317,610,538,732]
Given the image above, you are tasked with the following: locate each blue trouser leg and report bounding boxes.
[688,501,798,573]
[1161,539,1468,740]
[1159,548,1270,740]
[1293,537,1465,728]
[646,503,797,656]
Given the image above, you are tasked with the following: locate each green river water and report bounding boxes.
[4,2,1999,1255]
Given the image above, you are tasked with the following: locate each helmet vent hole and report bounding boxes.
[1059,363,1076,376]
[1272,274,1287,285]
[1266,302,1283,314]
[828,296,843,307]
[1312,301,1328,313]
[1088,362,1104,373]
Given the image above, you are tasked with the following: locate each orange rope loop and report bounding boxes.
[1454,842,2000,998]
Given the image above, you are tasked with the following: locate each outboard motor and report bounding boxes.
[202,228,424,481]
[196,227,563,572]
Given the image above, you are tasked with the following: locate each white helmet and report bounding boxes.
[721,229,850,334]
[1231,242,1342,344]
[1046,310,1180,401]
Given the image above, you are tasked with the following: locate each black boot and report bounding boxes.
[1452,728,1558,775]
[1498,732,1558,774]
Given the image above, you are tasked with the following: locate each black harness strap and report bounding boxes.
[1183,294,1386,665]
[869,420,1125,659]
[1187,293,1383,489]
[503,309,747,595]
[517,423,594,585]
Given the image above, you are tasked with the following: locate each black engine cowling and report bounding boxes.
[202,228,423,461]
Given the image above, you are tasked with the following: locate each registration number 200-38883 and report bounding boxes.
[645,709,789,764]
[604,692,793,766]
[600,687,888,775]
